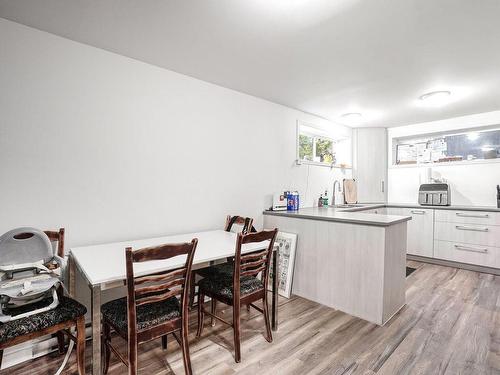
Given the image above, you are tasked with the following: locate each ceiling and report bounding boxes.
[1,0,500,128]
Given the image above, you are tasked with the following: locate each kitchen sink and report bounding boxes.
[332,204,368,208]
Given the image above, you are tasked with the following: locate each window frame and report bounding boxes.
[296,121,344,168]
[390,125,500,168]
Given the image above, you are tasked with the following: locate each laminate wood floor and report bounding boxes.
[4,261,500,374]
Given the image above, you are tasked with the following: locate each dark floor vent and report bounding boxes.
[406,267,417,277]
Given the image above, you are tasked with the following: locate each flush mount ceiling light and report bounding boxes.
[418,90,452,107]
[467,132,480,141]
[340,112,363,125]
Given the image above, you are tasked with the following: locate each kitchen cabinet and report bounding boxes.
[433,209,500,268]
[386,207,434,257]
[353,128,387,203]
[357,205,500,271]
[263,212,407,325]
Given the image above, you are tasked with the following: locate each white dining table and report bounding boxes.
[68,230,279,375]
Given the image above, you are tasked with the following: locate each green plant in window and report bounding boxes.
[299,134,313,161]
[316,138,334,163]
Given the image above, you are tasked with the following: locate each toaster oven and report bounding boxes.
[418,183,450,206]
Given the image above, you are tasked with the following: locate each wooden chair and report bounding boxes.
[189,215,254,308]
[196,229,278,363]
[0,228,86,374]
[101,239,198,375]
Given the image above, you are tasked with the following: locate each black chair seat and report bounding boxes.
[196,262,234,278]
[198,272,264,301]
[0,296,87,344]
[102,295,180,333]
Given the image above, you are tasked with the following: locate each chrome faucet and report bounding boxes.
[332,180,342,206]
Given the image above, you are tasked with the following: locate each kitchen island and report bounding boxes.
[264,206,411,325]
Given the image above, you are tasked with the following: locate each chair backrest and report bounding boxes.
[44,228,65,258]
[224,215,255,234]
[233,229,278,299]
[125,239,198,335]
[44,229,65,295]
[0,227,64,267]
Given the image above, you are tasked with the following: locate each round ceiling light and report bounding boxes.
[418,90,451,107]
[341,112,363,125]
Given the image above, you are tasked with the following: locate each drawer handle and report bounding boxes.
[455,225,489,232]
[411,210,426,215]
[456,213,490,218]
[454,244,488,254]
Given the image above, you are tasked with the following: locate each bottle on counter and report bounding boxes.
[318,194,323,207]
[322,190,329,206]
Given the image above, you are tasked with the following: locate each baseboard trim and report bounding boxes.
[407,255,500,276]
[1,336,58,370]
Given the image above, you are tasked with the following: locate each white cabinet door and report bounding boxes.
[353,128,387,203]
[387,207,434,257]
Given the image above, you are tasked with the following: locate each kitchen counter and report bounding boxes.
[264,205,409,326]
[315,203,500,213]
[263,206,411,226]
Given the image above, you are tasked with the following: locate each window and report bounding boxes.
[392,126,500,166]
[297,122,349,167]
[298,134,334,163]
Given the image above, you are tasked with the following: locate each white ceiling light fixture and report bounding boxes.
[340,112,363,126]
[418,90,452,107]
[467,132,480,141]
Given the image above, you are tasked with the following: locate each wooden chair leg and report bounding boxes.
[233,303,241,363]
[76,316,86,375]
[103,321,111,374]
[181,327,193,375]
[128,338,138,375]
[56,331,65,354]
[189,273,196,309]
[196,292,205,337]
[161,335,168,350]
[262,296,273,343]
[210,299,217,327]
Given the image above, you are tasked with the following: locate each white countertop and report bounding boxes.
[263,206,411,226]
[264,202,500,226]
[349,203,500,213]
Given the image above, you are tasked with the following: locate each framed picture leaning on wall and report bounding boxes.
[267,231,297,298]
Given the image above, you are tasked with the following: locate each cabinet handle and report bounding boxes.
[411,210,426,215]
[454,244,488,253]
[456,213,489,218]
[455,225,489,232]
[381,181,385,193]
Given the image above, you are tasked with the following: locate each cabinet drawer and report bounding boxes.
[434,222,500,247]
[435,210,500,226]
[434,240,500,269]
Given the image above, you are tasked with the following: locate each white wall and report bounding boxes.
[0,18,351,249]
[0,18,352,368]
[388,111,500,206]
